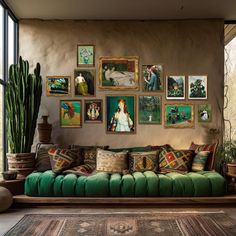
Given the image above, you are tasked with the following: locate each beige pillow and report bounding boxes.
[96,149,128,173]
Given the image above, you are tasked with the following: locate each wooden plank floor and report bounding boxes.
[14,195,236,205]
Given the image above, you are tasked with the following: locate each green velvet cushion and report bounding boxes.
[25,170,226,197]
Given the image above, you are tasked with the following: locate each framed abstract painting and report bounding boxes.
[60,100,82,128]
[46,76,71,96]
[106,95,136,134]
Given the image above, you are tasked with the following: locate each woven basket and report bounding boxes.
[7,153,35,179]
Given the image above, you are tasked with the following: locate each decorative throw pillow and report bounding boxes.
[63,164,93,176]
[48,148,78,173]
[149,144,174,152]
[159,150,194,172]
[189,142,218,170]
[129,151,158,172]
[192,151,210,172]
[35,144,57,172]
[96,149,128,173]
[109,146,152,153]
[68,145,109,170]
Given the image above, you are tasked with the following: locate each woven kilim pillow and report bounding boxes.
[191,151,210,172]
[96,149,128,173]
[189,142,218,171]
[35,144,58,172]
[48,148,78,173]
[159,150,194,172]
[129,151,158,172]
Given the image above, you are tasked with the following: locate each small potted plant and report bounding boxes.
[5,57,42,179]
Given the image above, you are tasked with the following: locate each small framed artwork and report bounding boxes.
[166,75,185,100]
[188,75,207,99]
[139,95,161,124]
[99,56,139,90]
[142,65,164,92]
[198,104,212,123]
[77,44,95,67]
[106,95,136,134]
[74,69,95,96]
[164,104,194,128]
[84,99,103,123]
[60,100,82,128]
[46,76,71,96]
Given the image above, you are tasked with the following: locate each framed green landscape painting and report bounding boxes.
[198,104,212,122]
[164,104,194,128]
[188,75,207,99]
[60,100,82,128]
[166,75,185,100]
[139,95,161,124]
[106,95,136,133]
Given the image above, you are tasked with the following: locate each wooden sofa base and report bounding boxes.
[13,195,236,206]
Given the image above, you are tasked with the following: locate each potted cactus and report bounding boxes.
[5,57,42,179]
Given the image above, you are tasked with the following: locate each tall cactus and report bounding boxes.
[5,56,42,153]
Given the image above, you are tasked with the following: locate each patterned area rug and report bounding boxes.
[4,212,236,236]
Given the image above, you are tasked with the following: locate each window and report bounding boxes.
[0,1,18,173]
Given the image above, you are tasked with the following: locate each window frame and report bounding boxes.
[0,0,18,171]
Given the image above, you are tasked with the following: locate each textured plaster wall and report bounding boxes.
[19,20,224,149]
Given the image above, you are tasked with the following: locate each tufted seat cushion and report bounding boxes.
[24,170,226,197]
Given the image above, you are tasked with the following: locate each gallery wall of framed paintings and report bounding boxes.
[46,45,212,132]
[20,20,223,148]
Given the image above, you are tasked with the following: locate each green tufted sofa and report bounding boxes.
[25,170,226,197]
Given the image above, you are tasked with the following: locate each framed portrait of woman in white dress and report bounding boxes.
[106,95,136,134]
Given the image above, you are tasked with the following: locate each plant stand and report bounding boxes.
[226,173,236,194]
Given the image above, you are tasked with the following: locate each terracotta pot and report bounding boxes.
[38,116,52,143]
[7,153,35,179]
[227,163,236,176]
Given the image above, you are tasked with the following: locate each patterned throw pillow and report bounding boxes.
[159,150,194,172]
[35,144,57,172]
[68,145,109,171]
[96,149,128,173]
[48,148,78,173]
[189,142,218,170]
[129,151,158,172]
[63,164,93,176]
[192,151,210,172]
[149,144,174,152]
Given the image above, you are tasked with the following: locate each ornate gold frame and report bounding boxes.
[46,76,71,96]
[99,56,139,90]
[60,100,82,128]
[138,95,162,125]
[105,94,136,134]
[164,103,195,128]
